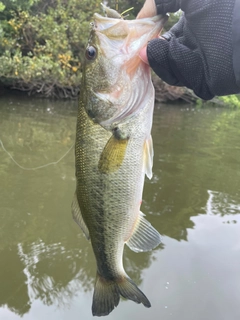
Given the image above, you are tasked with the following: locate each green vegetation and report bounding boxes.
[0,0,182,98]
[0,1,239,106]
[0,0,103,97]
[194,94,240,109]
[218,95,240,108]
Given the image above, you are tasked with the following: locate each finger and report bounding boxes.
[147,37,182,86]
[147,37,213,99]
[139,46,149,64]
[137,0,157,19]
[139,37,166,64]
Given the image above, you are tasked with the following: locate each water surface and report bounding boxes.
[0,95,240,320]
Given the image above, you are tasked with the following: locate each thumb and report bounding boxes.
[139,36,169,65]
[137,0,157,19]
[139,46,149,64]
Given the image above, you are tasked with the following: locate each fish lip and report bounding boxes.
[93,12,168,32]
[93,13,121,30]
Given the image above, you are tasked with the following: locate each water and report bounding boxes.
[0,95,240,320]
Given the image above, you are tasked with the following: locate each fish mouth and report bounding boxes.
[93,13,168,69]
[90,13,168,127]
[93,13,168,44]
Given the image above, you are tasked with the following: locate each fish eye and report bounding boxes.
[85,46,97,60]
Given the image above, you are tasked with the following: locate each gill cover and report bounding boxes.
[83,11,167,126]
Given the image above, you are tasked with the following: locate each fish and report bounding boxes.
[72,5,167,317]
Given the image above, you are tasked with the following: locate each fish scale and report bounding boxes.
[72,5,167,317]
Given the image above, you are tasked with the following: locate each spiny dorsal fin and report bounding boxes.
[71,192,90,240]
[143,135,154,179]
[126,212,161,252]
[98,135,128,174]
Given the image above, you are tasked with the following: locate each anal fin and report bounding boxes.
[71,192,90,240]
[126,212,161,252]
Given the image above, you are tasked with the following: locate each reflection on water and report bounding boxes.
[17,240,89,307]
[0,95,240,320]
[206,190,240,217]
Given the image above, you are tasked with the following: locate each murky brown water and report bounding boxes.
[0,95,240,320]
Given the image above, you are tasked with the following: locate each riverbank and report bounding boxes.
[1,75,240,109]
[1,0,239,107]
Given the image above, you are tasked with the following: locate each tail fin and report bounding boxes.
[92,272,150,316]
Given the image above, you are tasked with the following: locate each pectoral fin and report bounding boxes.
[71,192,90,240]
[126,212,161,252]
[98,135,128,174]
[143,135,154,179]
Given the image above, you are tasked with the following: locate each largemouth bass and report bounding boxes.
[72,5,167,317]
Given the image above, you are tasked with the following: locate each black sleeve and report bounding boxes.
[154,0,181,14]
[232,0,240,87]
[148,0,240,100]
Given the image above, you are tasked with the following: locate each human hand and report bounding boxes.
[137,0,166,67]
[138,0,240,100]
[137,0,157,19]
[137,0,180,18]
[137,0,181,73]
